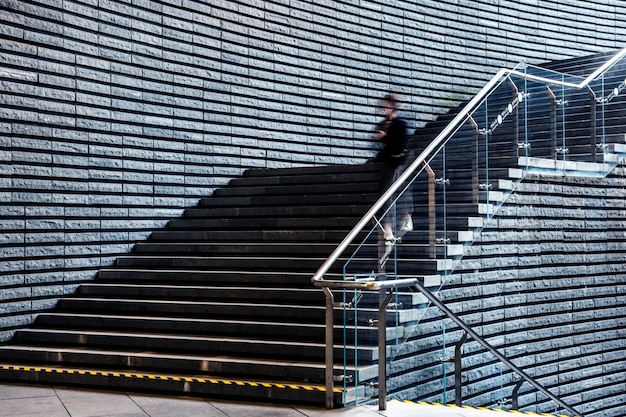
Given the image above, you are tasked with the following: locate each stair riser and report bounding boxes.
[56,299,327,323]
[34,314,403,345]
[0,347,380,384]
[132,242,345,257]
[148,230,356,243]
[230,171,382,188]
[56,299,414,326]
[113,257,342,273]
[166,217,362,230]
[96,270,322,287]
[0,349,330,382]
[13,330,379,364]
[77,285,324,305]
[212,183,381,198]
[243,162,382,178]
[0,367,341,406]
[183,205,370,219]
[198,193,380,209]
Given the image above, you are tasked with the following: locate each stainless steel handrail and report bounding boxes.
[312,47,626,413]
[311,47,626,289]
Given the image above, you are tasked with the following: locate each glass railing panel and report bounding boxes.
[471,73,524,219]
[516,68,563,162]
[340,158,437,406]
[558,76,594,166]
[331,50,626,411]
[507,67,610,175]
[587,58,626,170]
[338,286,378,406]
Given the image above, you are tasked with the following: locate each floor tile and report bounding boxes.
[0,396,69,417]
[208,400,305,417]
[130,393,226,417]
[0,382,57,400]
[52,387,146,417]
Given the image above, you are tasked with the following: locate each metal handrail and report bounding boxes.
[312,48,626,413]
[311,47,626,289]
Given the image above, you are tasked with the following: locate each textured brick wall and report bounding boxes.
[0,0,624,340]
[400,165,626,416]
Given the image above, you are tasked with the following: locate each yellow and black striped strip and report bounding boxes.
[407,400,579,417]
[0,364,342,393]
[0,365,579,416]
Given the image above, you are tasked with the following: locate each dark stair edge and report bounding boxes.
[0,364,346,406]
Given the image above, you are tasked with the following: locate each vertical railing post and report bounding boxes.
[424,163,436,258]
[454,331,468,406]
[588,86,598,162]
[510,82,520,153]
[547,85,558,159]
[378,290,392,410]
[323,287,335,409]
[468,117,480,204]
[512,379,525,410]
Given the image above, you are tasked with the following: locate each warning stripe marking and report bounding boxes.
[0,365,341,393]
[412,401,579,417]
[6,365,574,415]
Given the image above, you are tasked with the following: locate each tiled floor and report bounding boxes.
[0,381,532,417]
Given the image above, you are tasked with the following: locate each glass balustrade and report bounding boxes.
[329,50,626,414]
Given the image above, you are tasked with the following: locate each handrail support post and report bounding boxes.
[512,378,525,410]
[454,331,468,406]
[323,287,335,409]
[378,289,393,410]
[424,163,436,258]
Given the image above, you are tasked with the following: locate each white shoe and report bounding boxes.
[380,237,397,267]
[397,216,413,240]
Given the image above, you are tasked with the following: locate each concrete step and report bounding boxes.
[33,313,406,345]
[197,192,381,209]
[112,255,344,273]
[241,162,383,179]
[77,284,325,305]
[96,269,327,287]
[230,167,382,188]
[182,204,371,219]
[0,364,343,405]
[212,182,381,198]
[132,242,344,257]
[0,345,378,384]
[56,296,423,327]
[12,328,379,363]
[147,229,358,243]
[165,216,364,231]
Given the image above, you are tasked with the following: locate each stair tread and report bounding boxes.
[60,297,325,309]
[35,312,406,333]
[79,283,322,293]
[37,312,324,328]
[0,345,328,368]
[15,328,377,353]
[0,362,333,389]
[60,296,423,313]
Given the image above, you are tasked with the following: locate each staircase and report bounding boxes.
[1,50,626,411]
[0,162,431,406]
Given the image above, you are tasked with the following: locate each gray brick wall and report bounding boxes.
[0,0,625,404]
[397,166,626,416]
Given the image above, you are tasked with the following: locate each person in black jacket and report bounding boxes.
[373,93,413,265]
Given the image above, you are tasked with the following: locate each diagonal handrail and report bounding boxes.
[311,48,626,414]
[311,47,626,289]
[357,277,584,417]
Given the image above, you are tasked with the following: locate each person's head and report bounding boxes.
[380,93,401,119]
